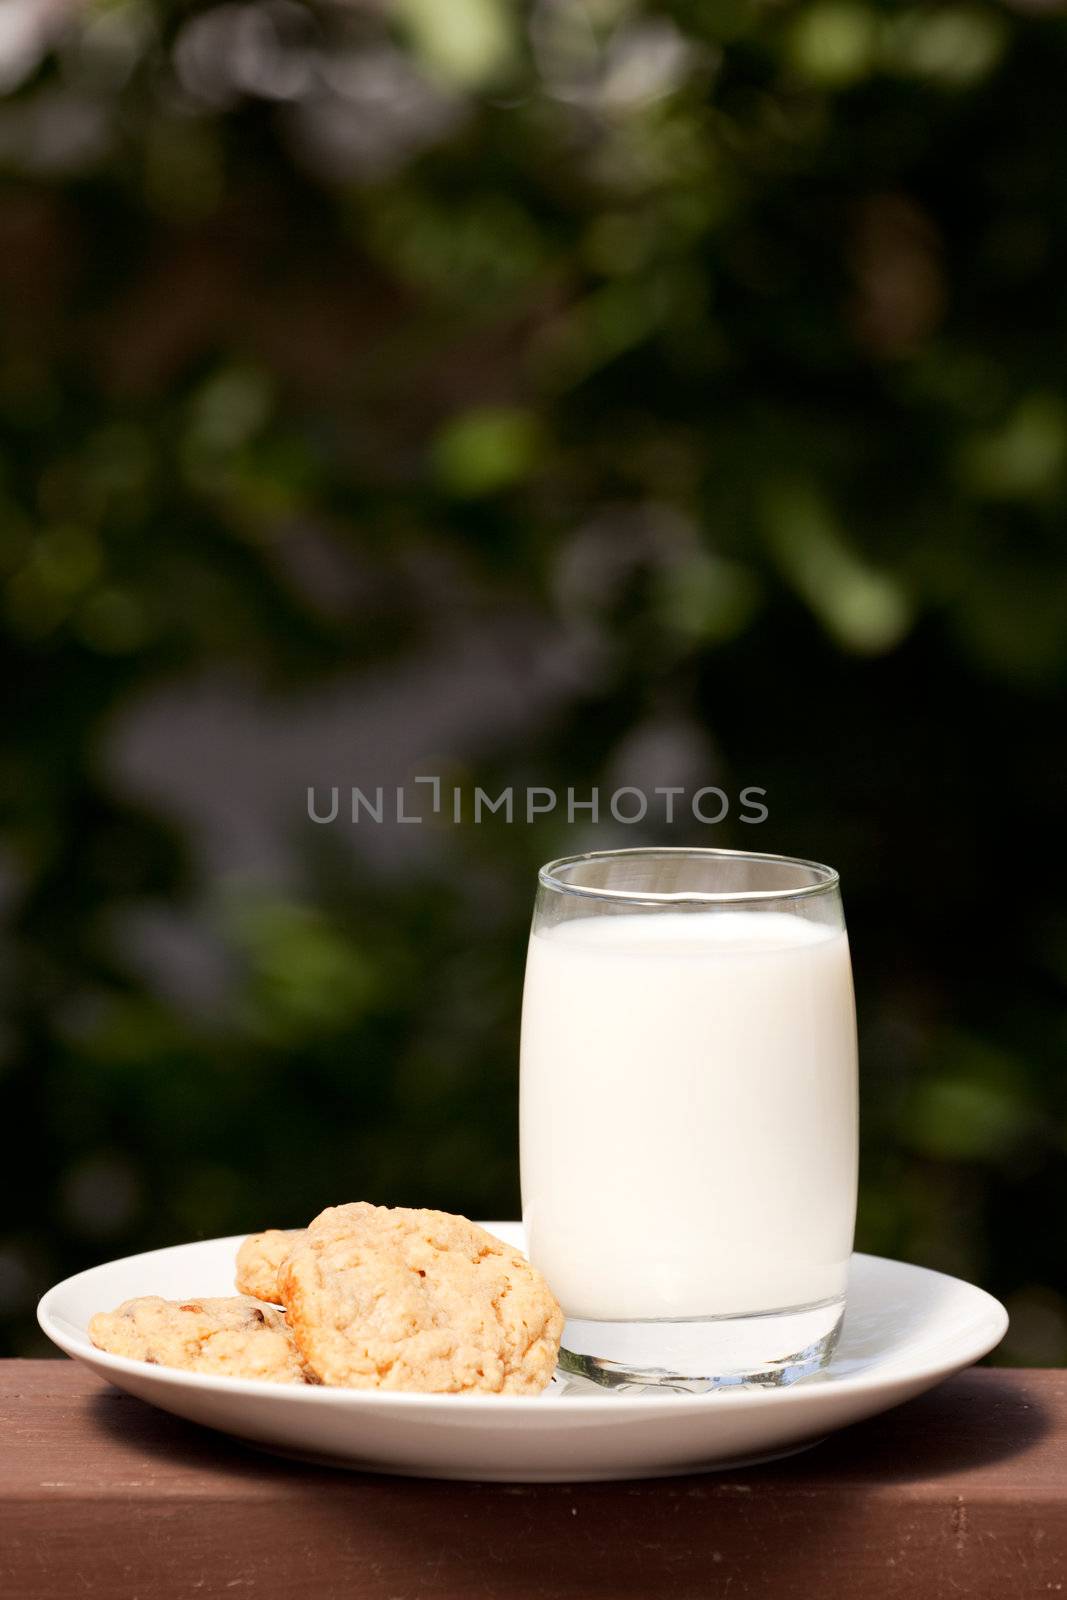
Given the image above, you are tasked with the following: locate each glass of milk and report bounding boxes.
[520,848,858,1389]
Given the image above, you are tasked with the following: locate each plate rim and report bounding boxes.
[38,1230,1008,1416]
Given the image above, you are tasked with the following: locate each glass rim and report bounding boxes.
[537,847,840,907]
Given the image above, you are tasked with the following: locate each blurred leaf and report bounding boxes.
[902,1035,1034,1163]
[887,6,1008,87]
[958,395,1067,502]
[226,895,384,1044]
[431,406,545,497]
[787,2,878,88]
[396,0,517,89]
[761,481,912,654]
[653,551,762,644]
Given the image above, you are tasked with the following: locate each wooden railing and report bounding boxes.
[2,1363,1063,1597]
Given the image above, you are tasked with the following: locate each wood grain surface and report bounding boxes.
[1,1361,1064,1599]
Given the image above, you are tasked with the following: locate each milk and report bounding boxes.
[520,910,858,1321]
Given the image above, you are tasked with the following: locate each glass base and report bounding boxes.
[558,1297,845,1393]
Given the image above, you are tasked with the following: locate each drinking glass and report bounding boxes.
[519,847,858,1389]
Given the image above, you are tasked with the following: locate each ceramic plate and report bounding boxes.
[38,1224,1007,1482]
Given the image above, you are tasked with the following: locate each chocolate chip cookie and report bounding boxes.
[89,1295,309,1383]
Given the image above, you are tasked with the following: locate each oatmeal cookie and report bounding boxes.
[235,1228,302,1302]
[281,1203,563,1393]
[88,1295,309,1383]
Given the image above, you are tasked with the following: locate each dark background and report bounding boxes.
[1,0,1065,1360]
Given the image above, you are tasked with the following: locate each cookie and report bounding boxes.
[235,1229,303,1302]
[88,1295,309,1383]
[281,1203,563,1393]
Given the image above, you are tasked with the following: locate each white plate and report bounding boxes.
[38,1224,1007,1482]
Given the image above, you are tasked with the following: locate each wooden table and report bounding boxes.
[1,1361,1064,1598]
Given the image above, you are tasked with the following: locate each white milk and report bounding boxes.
[520,910,858,1321]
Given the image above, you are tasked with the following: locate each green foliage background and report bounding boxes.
[1,0,1065,1360]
